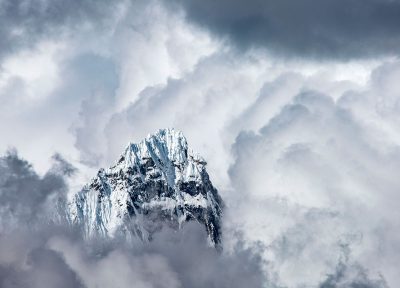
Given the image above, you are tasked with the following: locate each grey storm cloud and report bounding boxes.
[0,235,85,288]
[2,0,400,286]
[50,224,267,288]
[171,0,400,59]
[0,151,84,288]
[0,223,267,288]
[0,150,74,229]
[3,0,400,60]
[319,261,389,288]
[0,151,267,288]
[0,0,122,61]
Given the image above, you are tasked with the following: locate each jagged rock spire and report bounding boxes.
[68,128,223,247]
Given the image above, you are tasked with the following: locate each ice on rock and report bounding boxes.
[68,128,223,247]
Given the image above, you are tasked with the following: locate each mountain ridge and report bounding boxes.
[68,128,223,247]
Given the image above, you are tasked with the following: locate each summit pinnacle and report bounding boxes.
[68,128,223,247]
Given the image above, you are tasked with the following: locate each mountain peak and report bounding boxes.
[68,128,223,247]
[119,128,195,188]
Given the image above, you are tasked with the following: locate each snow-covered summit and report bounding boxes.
[68,128,223,246]
[119,128,205,187]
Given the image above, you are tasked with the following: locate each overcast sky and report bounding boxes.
[1,0,400,287]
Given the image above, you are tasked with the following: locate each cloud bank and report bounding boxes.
[172,0,400,59]
[1,0,400,287]
[0,151,267,288]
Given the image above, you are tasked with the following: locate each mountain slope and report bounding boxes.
[68,128,223,246]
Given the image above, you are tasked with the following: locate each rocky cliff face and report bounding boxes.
[68,128,223,247]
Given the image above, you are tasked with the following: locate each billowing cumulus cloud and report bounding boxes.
[4,0,400,61]
[224,62,400,287]
[0,231,85,288]
[0,0,123,61]
[49,224,266,288]
[100,56,400,287]
[1,0,400,287]
[171,0,400,59]
[0,151,75,229]
[0,152,84,287]
[0,0,217,174]
[0,151,266,288]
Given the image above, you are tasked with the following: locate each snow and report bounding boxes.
[68,128,222,245]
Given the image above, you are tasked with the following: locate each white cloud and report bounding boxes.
[1,0,400,287]
[0,41,62,100]
[49,237,182,288]
[224,61,400,287]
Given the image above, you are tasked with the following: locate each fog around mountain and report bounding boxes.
[1,0,400,287]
